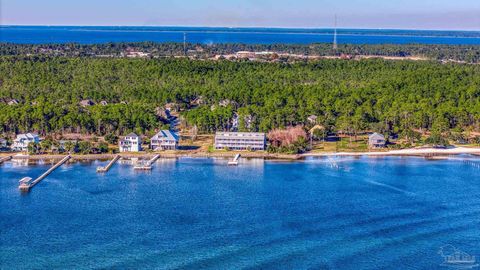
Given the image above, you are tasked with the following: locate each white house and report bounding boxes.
[12,133,40,151]
[150,130,179,151]
[368,133,386,148]
[119,133,141,152]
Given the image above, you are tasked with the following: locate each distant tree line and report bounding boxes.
[1,42,480,63]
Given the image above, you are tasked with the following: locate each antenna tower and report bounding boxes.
[333,15,338,50]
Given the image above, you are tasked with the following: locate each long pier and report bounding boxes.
[97,155,121,173]
[134,154,160,170]
[0,155,12,164]
[19,155,71,192]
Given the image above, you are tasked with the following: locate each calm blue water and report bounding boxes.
[2,26,480,45]
[1,156,480,269]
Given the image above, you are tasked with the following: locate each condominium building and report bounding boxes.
[214,132,266,151]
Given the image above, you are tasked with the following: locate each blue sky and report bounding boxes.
[2,0,480,30]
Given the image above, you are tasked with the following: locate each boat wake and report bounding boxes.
[364,179,415,196]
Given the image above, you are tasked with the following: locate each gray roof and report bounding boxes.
[215,132,265,139]
[152,130,178,141]
[79,99,94,106]
[369,133,385,140]
[125,132,139,138]
[16,133,39,139]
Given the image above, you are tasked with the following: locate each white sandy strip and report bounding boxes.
[304,147,480,157]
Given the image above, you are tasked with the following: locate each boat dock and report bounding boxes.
[97,155,121,173]
[228,154,241,166]
[0,156,12,164]
[134,154,160,170]
[19,155,71,192]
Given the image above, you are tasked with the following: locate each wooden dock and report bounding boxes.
[228,154,241,166]
[134,154,160,170]
[19,155,71,192]
[0,155,12,164]
[97,155,121,173]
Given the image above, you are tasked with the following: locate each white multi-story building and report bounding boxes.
[12,133,40,151]
[215,132,266,151]
[150,130,179,151]
[119,133,141,152]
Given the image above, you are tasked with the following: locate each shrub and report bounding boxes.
[104,134,118,144]
[425,133,449,147]
[267,126,308,154]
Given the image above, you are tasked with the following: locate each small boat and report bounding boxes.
[134,160,152,170]
[134,165,152,170]
[425,155,449,160]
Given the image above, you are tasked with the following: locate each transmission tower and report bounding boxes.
[333,15,338,50]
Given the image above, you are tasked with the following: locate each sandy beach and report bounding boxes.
[303,146,480,157]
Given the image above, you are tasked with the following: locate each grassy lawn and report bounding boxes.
[310,137,370,153]
[179,134,214,152]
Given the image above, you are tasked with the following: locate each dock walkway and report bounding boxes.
[97,155,121,173]
[134,154,160,170]
[19,155,71,192]
[228,154,241,166]
[0,156,12,164]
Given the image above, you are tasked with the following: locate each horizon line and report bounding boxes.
[1,24,480,32]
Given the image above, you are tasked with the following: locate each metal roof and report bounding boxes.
[152,130,179,141]
[369,133,385,140]
[215,132,265,139]
[125,132,139,138]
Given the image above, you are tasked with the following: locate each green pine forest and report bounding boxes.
[2,42,480,63]
[1,55,480,142]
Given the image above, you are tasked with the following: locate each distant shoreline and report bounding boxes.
[2,25,480,36]
[2,147,479,162]
[2,26,480,46]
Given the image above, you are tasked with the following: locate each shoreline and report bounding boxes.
[303,146,480,157]
[1,147,480,162]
